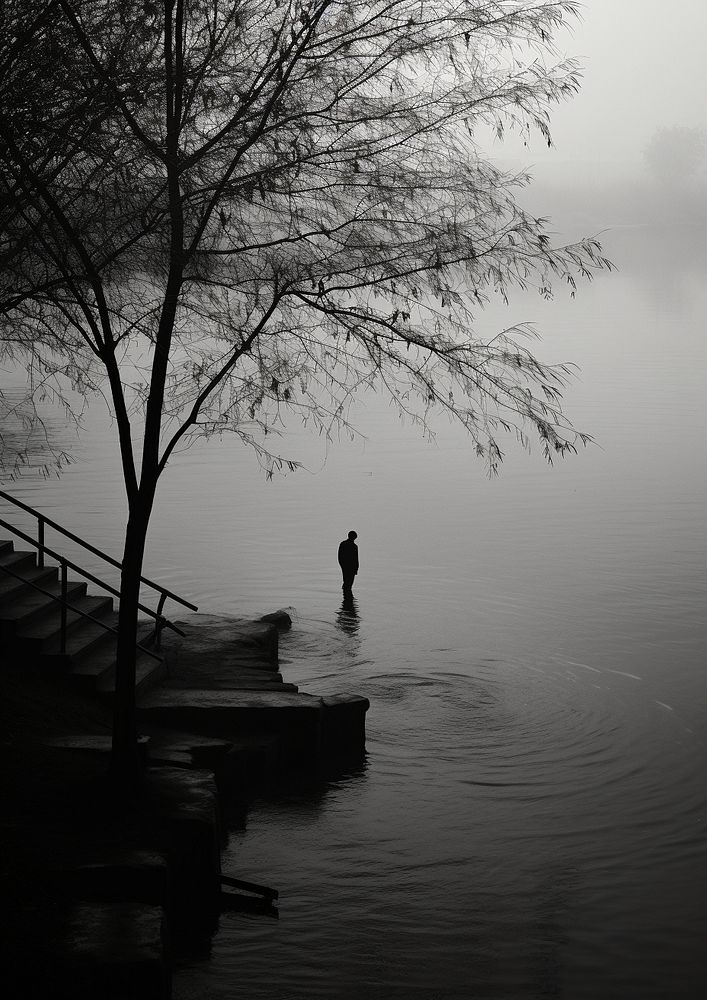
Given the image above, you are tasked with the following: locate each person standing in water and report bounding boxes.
[338,531,359,592]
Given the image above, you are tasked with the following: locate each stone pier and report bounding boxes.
[1,610,369,998]
[139,612,370,775]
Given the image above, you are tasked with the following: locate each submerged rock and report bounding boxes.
[259,609,293,630]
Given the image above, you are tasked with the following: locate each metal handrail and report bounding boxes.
[0,561,162,662]
[0,517,188,649]
[0,491,197,654]
[0,490,198,613]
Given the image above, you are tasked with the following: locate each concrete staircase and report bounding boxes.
[0,538,167,699]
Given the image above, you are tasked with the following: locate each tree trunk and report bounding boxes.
[110,498,151,792]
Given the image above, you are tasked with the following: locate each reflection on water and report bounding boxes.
[2,226,707,999]
[336,592,360,636]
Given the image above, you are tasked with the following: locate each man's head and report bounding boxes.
[348,531,358,540]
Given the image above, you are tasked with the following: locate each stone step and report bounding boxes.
[29,613,119,667]
[0,563,59,605]
[0,546,38,580]
[0,578,89,634]
[210,678,299,692]
[138,689,326,762]
[138,689,370,764]
[0,539,167,695]
[69,615,168,696]
[168,664,298,693]
[12,594,115,652]
[70,649,167,700]
[70,625,167,700]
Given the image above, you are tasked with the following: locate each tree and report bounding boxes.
[0,0,610,787]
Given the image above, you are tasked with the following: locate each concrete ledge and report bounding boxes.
[49,851,170,907]
[148,614,370,771]
[42,733,151,769]
[62,901,170,999]
[138,689,324,763]
[321,694,370,757]
[7,900,170,1000]
[161,614,281,681]
[141,768,222,938]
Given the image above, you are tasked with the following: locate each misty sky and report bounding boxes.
[501,0,707,176]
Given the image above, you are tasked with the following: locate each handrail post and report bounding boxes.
[37,517,45,568]
[60,561,68,655]
[155,592,168,651]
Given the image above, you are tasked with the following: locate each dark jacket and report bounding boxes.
[338,539,359,573]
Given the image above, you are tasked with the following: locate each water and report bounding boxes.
[2,223,706,998]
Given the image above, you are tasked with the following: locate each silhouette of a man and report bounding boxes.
[338,530,359,592]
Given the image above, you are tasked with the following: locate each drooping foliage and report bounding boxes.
[1,0,610,480]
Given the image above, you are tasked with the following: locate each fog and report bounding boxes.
[510,0,707,171]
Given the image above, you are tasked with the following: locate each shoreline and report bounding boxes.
[0,611,369,998]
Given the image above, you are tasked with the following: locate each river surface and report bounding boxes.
[2,223,706,998]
